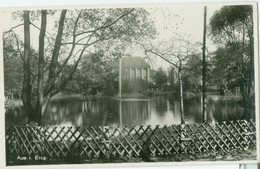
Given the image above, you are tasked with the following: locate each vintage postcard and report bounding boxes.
[0,1,259,168]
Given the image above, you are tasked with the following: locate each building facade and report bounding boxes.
[111,57,151,82]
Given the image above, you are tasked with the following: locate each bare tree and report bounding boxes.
[141,36,200,124]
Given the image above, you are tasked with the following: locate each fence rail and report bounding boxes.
[6,120,256,161]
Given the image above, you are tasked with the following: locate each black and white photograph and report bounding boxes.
[1,2,259,167]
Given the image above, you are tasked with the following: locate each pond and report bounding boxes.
[5,95,245,127]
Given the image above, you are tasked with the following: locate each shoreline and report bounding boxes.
[4,92,244,108]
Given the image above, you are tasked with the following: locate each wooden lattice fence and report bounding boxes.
[6,120,256,161]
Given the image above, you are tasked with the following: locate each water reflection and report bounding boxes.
[5,95,245,127]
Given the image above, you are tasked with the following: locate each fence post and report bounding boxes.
[243,120,249,150]
[179,124,186,153]
[103,126,111,159]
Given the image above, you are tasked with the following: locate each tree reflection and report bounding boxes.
[6,95,248,127]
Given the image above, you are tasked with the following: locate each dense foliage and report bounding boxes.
[209,5,254,103]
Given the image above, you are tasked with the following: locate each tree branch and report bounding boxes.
[3,23,24,35]
[147,49,179,68]
[30,22,52,49]
[48,9,67,81]
[10,30,36,77]
[75,9,134,37]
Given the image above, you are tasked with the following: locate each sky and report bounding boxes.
[0,3,250,70]
[147,4,220,44]
[127,3,224,70]
[1,4,221,41]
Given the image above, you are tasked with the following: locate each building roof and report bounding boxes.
[110,57,150,68]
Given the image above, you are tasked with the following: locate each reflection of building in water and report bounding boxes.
[80,98,151,127]
[6,96,246,127]
[81,98,111,126]
[120,100,151,126]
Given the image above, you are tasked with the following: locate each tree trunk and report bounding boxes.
[243,35,254,120]
[42,94,51,115]
[48,10,67,81]
[247,36,254,100]
[178,69,185,124]
[35,10,47,124]
[22,11,35,122]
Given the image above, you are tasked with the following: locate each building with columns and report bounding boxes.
[110,57,151,82]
